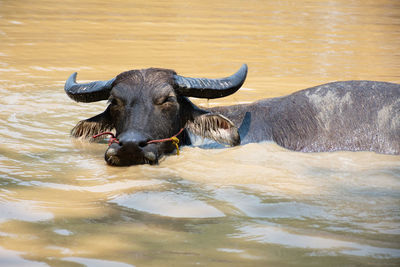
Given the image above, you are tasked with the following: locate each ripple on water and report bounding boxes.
[53,229,73,236]
[213,187,330,219]
[0,246,48,267]
[61,257,135,267]
[235,223,400,259]
[27,179,165,194]
[110,191,225,218]
[0,199,53,223]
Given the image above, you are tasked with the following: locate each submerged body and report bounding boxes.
[64,65,400,166]
[211,80,400,154]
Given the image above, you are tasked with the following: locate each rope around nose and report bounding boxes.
[92,128,184,155]
[147,128,184,155]
[92,132,119,146]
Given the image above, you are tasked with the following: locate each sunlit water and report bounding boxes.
[0,0,399,266]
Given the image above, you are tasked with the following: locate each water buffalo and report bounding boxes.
[65,64,400,166]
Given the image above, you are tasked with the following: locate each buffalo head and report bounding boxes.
[65,65,247,166]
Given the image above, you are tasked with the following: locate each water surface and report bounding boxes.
[0,0,399,266]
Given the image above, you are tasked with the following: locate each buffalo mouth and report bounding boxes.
[104,143,160,166]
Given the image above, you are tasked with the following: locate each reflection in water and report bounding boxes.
[235,223,400,258]
[212,187,329,219]
[0,199,53,223]
[0,247,48,267]
[0,0,400,266]
[62,257,135,267]
[111,191,225,218]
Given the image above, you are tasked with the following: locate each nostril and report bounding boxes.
[138,141,148,147]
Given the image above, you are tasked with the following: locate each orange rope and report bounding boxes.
[92,128,184,155]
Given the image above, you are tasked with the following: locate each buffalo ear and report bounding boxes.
[185,113,240,146]
[71,106,114,140]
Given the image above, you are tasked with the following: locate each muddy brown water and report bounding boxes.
[0,0,399,266]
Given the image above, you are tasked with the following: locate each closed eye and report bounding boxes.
[108,97,121,106]
[155,95,177,105]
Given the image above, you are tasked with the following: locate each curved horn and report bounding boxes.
[173,64,248,99]
[64,72,115,103]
